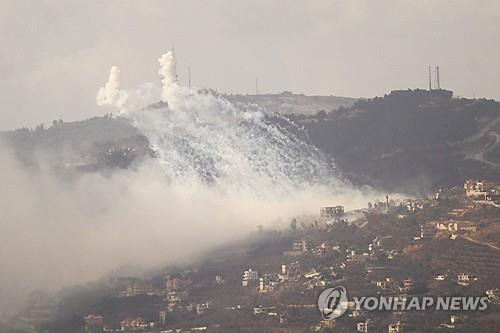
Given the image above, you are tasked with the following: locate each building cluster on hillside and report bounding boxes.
[464,179,500,205]
[284,239,314,256]
[435,220,477,234]
[241,261,303,293]
[320,205,345,222]
[353,318,403,333]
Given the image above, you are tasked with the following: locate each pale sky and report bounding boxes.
[1,0,499,130]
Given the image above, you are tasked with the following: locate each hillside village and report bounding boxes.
[7,179,500,333]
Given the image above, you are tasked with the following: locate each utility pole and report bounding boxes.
[436,66,440,90]
[170,45,178,82]
[188,65,191,89]
[255,77,259,95]
[428,66,432,92]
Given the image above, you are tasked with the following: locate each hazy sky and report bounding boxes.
[1,0,499,130]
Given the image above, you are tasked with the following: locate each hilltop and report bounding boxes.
[225,91,357,115]
[291,89,500,192]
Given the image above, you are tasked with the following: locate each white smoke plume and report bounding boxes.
[98,50,377,199]
[158,50,178,102]
[96,66,129,108]
[96,66,161,112]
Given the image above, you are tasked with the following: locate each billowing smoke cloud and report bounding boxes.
[0,50,382,315]
[117,50,350,196]
[158,51,178,102]
[96,66,129,108]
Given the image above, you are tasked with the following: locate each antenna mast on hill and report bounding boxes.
[434,67,438,90]
[255,77,259,95]
[188,65,191,89]
[428,66,432,91]
[429,66,441,91]
[436,66,441,90]
[170,45,178,82]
